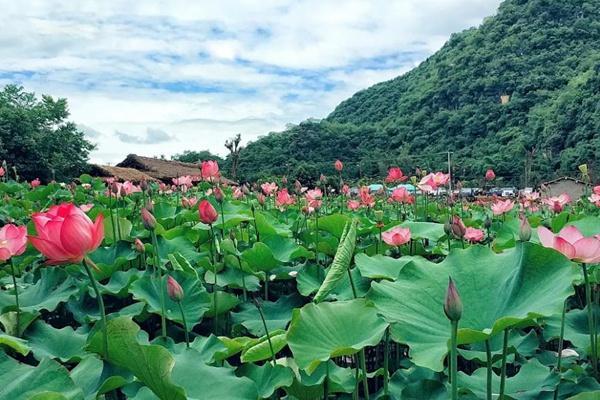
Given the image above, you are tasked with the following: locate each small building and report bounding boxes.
[88,164,157,183]
[116,154,236,185]
[541,177,586,200]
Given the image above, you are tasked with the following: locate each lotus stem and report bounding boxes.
[450,320,458,400]
[9,259,20,336]
[383,327,390,397]
[554,300,567,400]
[177,301,190,348]
[83,257,108,360]
[150,230,167,339]
[253,296,276,365]
[108,192,117,242]
[359,348,370,400]
[324,361,329,400]
[209,224,219,335]
[353,354,360,400]
[583,263,598,378]
[485,339,492,400]
[499,329,509,399]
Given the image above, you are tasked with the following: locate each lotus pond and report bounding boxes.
[1,169,600,399]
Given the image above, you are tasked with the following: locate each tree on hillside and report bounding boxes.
[0,85,95,182]
[224,133,243,181]
[171,150,224,164]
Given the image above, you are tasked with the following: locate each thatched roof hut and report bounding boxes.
[116,154,235,185]
[541,176,586,199]
[88,164,158,182]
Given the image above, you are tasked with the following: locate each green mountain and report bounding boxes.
[235,0,600,186]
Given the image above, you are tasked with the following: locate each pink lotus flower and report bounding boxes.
[233,187,244,199]
[390,187,414,204]
[257,193,266,205]
[347,200,361,211]
[80,204,94,212]
[382,226,411,247]
[29,203,104,264]
[542,193,571,213]
[418,172,449,192]
[31,178,41,188]
[464,227,484,243]
[181,196,198,208]
[589,193,600,207]
[334,160,343,172]
[359,186,375,208]
[491,199,514,216]
[172,175,193,188]
[275,189,295,208]
[485,169,495,181]
[0,167,4,177]
[305,188,323,210]
[593,185,600,195]
[538,225,600,263]
[341,184,350,196]
[167,276,184,301]
[261,182,278,196]
[201,160,220,182]
[0,224,28,261]
[385,167,407,183]
[198,200,218,225]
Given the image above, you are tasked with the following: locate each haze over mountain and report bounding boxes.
[235,0,600,186]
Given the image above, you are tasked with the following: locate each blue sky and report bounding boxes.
[0,0,502,164]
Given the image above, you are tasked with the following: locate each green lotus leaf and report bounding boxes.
[26,320,87,362]
[544,306,600,356]
[130,272,210,330]
[287,299,388,373]
[242,242,280,272]
[236,363,294,399]
[457,358,558,399]
[231,294,304,337]
[70,356,132,400]
[0,268,78,313]
[314,220,357,303]
[0,331,29,355]
[354,253,412,280]
[170,349,258,400]
[87,241,138,281]
[262,235,312,263]
[367,243,578,371]
[0,353,83,400]
[103,217,133,244]
[240,329,287,363]
[317,214,351,238]
[87,316,186,400]
[205,291,240,317]
[400,221,446,242]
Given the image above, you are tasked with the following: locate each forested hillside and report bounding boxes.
[235,0,600,185]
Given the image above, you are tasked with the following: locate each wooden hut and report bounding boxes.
[541,177,586,200]
[88,164,157,183]
[116,154,236,185]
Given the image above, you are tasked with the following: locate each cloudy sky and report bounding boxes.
[0,0,502,164]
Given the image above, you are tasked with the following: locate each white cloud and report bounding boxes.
[0,0,502,164]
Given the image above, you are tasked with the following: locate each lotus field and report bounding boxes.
[2,161,600,400]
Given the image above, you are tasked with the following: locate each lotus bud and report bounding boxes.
[145,199,154,212]
[450,216,466,239]
[141,208,156,230]
[213,187,224,203]
[140,179,148,191]
[519,215,532,242]
[134,238,145,253]
[444,277,462,322]
[111,182,120,194]
[167,276,184,302]
[282,176,288,185]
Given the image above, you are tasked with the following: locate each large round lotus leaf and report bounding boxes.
[367,242,578,371]
[242,242,279,271]
[231,294,304,337]
[241,329,287,363]
[25,320,87,362]
[88,241,138,280]
[170,349,258,400]
[0,353,84,400]
[400,221,446,242]
[544,305,600,356]
[286,299,388,373]
[354,253,413,280]
[88,316,186,400]
[130,272,210,330]
[457,358,559,399]
[236,362,294,398]
[70,356,131,399]
[0,268,78,313]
